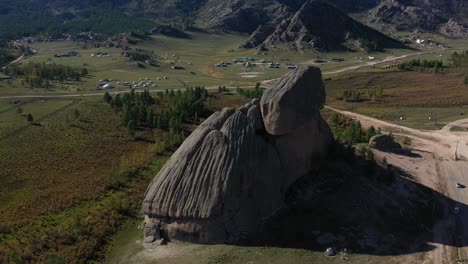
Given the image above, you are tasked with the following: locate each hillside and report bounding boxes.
[327,0,468,38]
[365,0,467,37]
[0,0,404,51]
[242,0,406,52]
[0,0,466,43]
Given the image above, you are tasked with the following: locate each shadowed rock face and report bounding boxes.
[143,66,333,246]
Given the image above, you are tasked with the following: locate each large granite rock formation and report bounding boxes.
[143,66,333,247]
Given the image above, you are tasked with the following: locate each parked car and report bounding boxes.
[454,207,460,214]
[456,183,465,188]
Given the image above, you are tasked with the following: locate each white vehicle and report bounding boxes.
[103,83,115,89]
[456,183,465,188]
[454,207,460,214]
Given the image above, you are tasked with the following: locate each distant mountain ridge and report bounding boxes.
[0,0,465,45]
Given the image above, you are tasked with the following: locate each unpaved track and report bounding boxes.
[321,50,433,75]
[0,86,222,99]
[329,106,468,264]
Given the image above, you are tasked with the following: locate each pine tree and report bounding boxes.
[27,113,34,122]
[127,120,136,138]
[104,92,112,103]
[74,109,80,119]
[113,94,123,109]
[331,112,340,126]
[146,109,155,127]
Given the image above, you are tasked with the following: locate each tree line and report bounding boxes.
[450,51,468,68]
[104,87,208,142]
[338,87,384,103]
[0,4,154,43]
[2,62,88,88]
[0,48,15,66]
[330,112,380,145]
[237,83,264,99]
[398,58,443,72]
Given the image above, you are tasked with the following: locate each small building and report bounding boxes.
[215,61,228,67]
[268,63,280,68]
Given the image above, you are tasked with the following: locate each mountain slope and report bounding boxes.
[0,0,466,40]
[243,0,406,52]
[330,0,468,38]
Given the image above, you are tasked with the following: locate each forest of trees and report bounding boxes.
[339,87,384,103]
[329,112,380,145]
[237,83,264,99]
[2,63,88,88]
[0,48,15,66]
[104,87,208,146]
[450,51,468,68]
[0,3,154,43]
[398,58,443,71]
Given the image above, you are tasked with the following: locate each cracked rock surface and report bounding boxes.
[143,66,333,246]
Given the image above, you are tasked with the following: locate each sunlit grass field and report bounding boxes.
[4,31,459,97]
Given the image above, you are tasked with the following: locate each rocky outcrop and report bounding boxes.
[243,0,406,52]
[366,0,468,38]
[143,66,333,247]
[440,19,468,38]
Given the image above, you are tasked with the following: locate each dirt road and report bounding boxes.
[321,51,431,75]
[329,106,468,264]
[0,86,223,99]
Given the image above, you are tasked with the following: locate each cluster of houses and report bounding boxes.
[267,63,281,68]
[215,61,230,67]
[415,38,449,48]
[96,77,169,90]
[129,78,158,89]
[394,34,449,48]
[233,57,255,63]
[54,51,81,58]
[215,56,295,69]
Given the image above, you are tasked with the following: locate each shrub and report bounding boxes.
[402,136,412,147]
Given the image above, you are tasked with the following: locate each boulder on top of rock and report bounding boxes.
[260,66,325,135]
[369,134,402,151]
[143,66,333,247]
